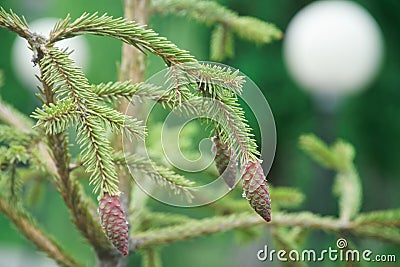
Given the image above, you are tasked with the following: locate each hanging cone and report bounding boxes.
[98,193,129,255]
[242,159,271,222]
[212,135,238,189]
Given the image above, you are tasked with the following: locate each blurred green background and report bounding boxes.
[0,0,399,266]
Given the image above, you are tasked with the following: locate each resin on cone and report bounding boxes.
[242,159,271,222]
[98,192,129,255]
[212,135,238,189]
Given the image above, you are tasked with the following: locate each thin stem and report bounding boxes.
[130,212,344,250]
[142,249,162,267]
[118,0,149,230]
[0,197,83,267]
[120,0,148,83]
[131,210,400,250]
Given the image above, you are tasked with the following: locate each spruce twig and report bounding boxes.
[138,211,193,230]
[130,212,338,250]
[354,209,400,227]
[131,211,400,251]
[49,12,195,66]
[0,7,30,38]
[300,135,362,222]
[92,81,163,102]
[122,154,195,200]
[141,249,163,267]
[0,98,58,179]
[35,49,116,257]
[150,0,282,60]
[0,197,83,267]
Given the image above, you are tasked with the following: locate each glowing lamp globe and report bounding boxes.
[284,0,384,96]
[12,18,89,90]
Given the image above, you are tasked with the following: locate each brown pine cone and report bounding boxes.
[242,159,271,222]
[212,136,238,189]
[98,193,129,255]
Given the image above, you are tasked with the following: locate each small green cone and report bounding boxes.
[242,160,271,222]
[212,135,238,189]
[98,193,129,255]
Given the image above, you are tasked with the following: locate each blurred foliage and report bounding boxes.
[0,0,399,266]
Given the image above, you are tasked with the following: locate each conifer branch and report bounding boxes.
[0,125,32,145]
[151,94,258,166]
[75,116,120,195]
[196,64,244,95]
[150,0,236,25]
[0,197,83,267]
[0,98,58,178]
[0,144,31,175]
[138,211,193,230]
[167,63,244,96]
[230,16,282,44]
[0,122,48,182]
[333,166,361,222]
[89,104,145,139]
[46,132,115,255]
[35,47,116,256]
[40,47,97,101]
[354,209,400,227]
[92,81,162,102]
[270,187,305,209]
[0,78,57,180]
[210,24,234,61]
[150,0,282,59]
[130,212,339,250]
[300,135,362,222]
[122,154,195,200]
[163,64,259,165]
[351,226,400,244]
[31,98,78,134]
[40,47,134,196]
[94,65,258,169]
[0,7,30,39]
[141,249,162,267]
[331,141,362,222]
[49,12,196,65]
[299,134,337,169]
[201,96,259,165]
[131,211,400,251]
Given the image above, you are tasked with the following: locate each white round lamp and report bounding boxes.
[284,0,384,97]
